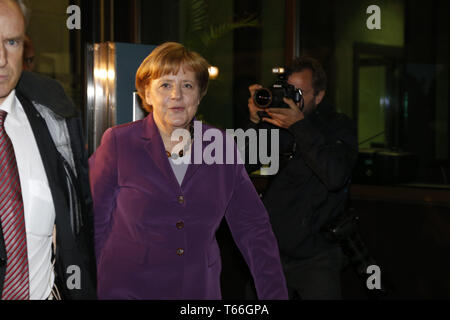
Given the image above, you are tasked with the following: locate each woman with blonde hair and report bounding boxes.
[89,42,288,300]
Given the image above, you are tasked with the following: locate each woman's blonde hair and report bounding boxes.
[136,42,210,112]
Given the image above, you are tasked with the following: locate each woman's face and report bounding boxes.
[145,66,201,131]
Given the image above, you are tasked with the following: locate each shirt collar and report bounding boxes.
[0,89,17,115]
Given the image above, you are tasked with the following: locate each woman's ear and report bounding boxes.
[144,86,152,106]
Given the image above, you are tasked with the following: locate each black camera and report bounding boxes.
[253,67,303,109]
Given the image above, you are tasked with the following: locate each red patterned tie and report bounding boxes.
[0,110,29,300]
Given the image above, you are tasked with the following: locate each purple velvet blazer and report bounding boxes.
[89,113,288,300]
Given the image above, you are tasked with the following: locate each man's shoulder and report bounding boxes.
[16,71,78,118]
[17,70,60,88]
[317,101,353,126]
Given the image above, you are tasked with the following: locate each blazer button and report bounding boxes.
[0,257,6,267]
[177,195,185,204]
[176,221,185,230]
[176,248,185,256]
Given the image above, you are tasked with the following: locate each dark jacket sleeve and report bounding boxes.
[66,117,93,228]
[66,114,98,274]
[288,113,358,191]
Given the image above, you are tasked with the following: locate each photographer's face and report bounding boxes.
[288,69,324,115]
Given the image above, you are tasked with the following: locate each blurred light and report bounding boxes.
[379,96,390,108]
[96,87,103,97]
[208,66,219,80]
[272,67,285,74]
[94,68,115,81]
[94,68,108,80]
[108,69,115,80]
[404,92,409,118]
[87,84,95,98]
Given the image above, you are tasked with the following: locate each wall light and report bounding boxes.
[208,66,219,80]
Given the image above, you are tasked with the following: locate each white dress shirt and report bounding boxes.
[0,90,55,300]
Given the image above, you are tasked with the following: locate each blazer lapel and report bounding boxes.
[181,129,203,188]
[141,113,181,192]
[141,113,212,190]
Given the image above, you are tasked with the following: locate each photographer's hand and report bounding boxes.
[263,97,305,129]
[248,84,265,124]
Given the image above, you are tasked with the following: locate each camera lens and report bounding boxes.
[254,88,272,108]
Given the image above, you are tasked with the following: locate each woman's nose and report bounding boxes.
[171,85,182,100]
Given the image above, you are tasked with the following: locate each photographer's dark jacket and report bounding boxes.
[245,101,358,259]
[0,71,97,299]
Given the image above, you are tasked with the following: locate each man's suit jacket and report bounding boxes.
[89,113,288,299]
[0,71,96,299]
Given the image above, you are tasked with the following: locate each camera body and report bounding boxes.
[253,68,303,109]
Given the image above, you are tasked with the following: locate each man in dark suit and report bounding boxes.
[245,56,358,299]
[0,0,96,299]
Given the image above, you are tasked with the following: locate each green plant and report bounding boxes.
[182,0,259,54]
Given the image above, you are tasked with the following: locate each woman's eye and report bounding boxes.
[184,83,193,89]
[7,39,19,46]
[160,83,170,88]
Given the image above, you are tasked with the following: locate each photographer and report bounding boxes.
[244,56,358,299]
